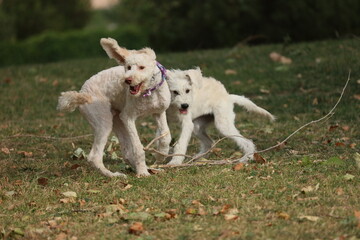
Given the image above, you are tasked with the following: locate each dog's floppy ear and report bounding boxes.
[100,38,129,64]
[186,67,202,88]
[138,47,156,60]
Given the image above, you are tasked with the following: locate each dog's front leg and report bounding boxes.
[153,112,172,162]
[167,115,194,165]
[119,114,150,176]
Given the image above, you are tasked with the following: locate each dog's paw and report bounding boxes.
[100,168,127,178]
[136,171,151,177]
[167,160,183,166]
[111,172,127,178]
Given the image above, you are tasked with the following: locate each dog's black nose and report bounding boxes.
[181,103,189,109]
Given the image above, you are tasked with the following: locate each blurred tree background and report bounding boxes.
[0,0,359,66]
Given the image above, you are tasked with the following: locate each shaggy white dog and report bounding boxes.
[166,68,275,165]
[57,38,171,177]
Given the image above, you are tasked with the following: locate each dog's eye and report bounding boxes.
[186,89,190,94]
[127,66,131,70]
[173,91,179,95]
[139,66,145,70]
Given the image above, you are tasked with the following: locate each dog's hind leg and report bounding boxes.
[112,114,133,168]
[213,108,255,162]
[193,115,214,155]
[80,102,126,177]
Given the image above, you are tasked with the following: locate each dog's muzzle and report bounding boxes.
[179,103,189,114]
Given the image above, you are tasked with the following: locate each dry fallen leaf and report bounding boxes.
[224,214,239,221]
[225,69,237,75]
[60,198,76,204]
[232,163,244,171]
[185,208,197,215]
[1,147,10,154]
[269,52,282,62]
[354,210,360,228]
[312,98,318,105]
[278,212,290,220]
[298,215,320,222]
[61,191,77,198]
[55,232,67,240]
[335,187,344,195]
[128,222,144,235]
[353,94,360,101]
[354,153,360,169]
[342,125,350,131]
[254,153,266,164]
[17,151,33,157]
[280,56,292,64]
[38,177,49,186]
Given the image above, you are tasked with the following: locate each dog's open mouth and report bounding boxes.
[129,82,143,95]
[179,109,188,114]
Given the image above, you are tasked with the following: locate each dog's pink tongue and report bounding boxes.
[130,84,141,95]
[179,109,188,114]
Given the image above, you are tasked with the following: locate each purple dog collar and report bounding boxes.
[142,62,167,97]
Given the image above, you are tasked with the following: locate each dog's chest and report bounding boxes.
[128,90,170,117]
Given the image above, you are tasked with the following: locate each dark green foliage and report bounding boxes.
[111,0,360,51]
[1,0,91,40]
[0,26,148,66]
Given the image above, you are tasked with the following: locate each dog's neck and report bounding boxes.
[142,62,167,97]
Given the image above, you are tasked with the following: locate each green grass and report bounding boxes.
[1,38,360,240]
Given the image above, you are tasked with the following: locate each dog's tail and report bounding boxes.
[230,94,275,121]
[57,91,92,112]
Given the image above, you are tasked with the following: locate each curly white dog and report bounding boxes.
[166,68,275,165]
[57,38,171,177]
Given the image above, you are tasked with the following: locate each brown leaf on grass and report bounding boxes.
[198,207,207,216]
[353,94,360,100]
[70,164,81,170]
[128,222,144,235]
[224,214,239,221]
[329,125,339,131]
[165,209,178,219]
[185,208,197,215]
[231,80,242,85]
[335,142,346,147]
[232,163,244,171]
[254,153,266,164]
[78,199,86,207]
[37,177,49,186]
[192,200,204,206]
[121,184,133,191]
[354,210,360,228]
[1,147,10,154]
[60,198,76,204]
[4,77,12,84]
[52,80,59,87]
[225,69,237,75]
[335,188,344,195]
[269,52,292,64]
[55,232,67,240]
[17,151,33,157]
[298,215,320,222]
[278,212,290,220]
[342,125,350,131]
[275,141,287,151]
[312,98,318,105]
[269,52,282,62]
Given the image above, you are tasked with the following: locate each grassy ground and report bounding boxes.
[0,38,359,240]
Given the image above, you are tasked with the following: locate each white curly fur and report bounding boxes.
[57,38,171,177]
[166,68,275,165]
